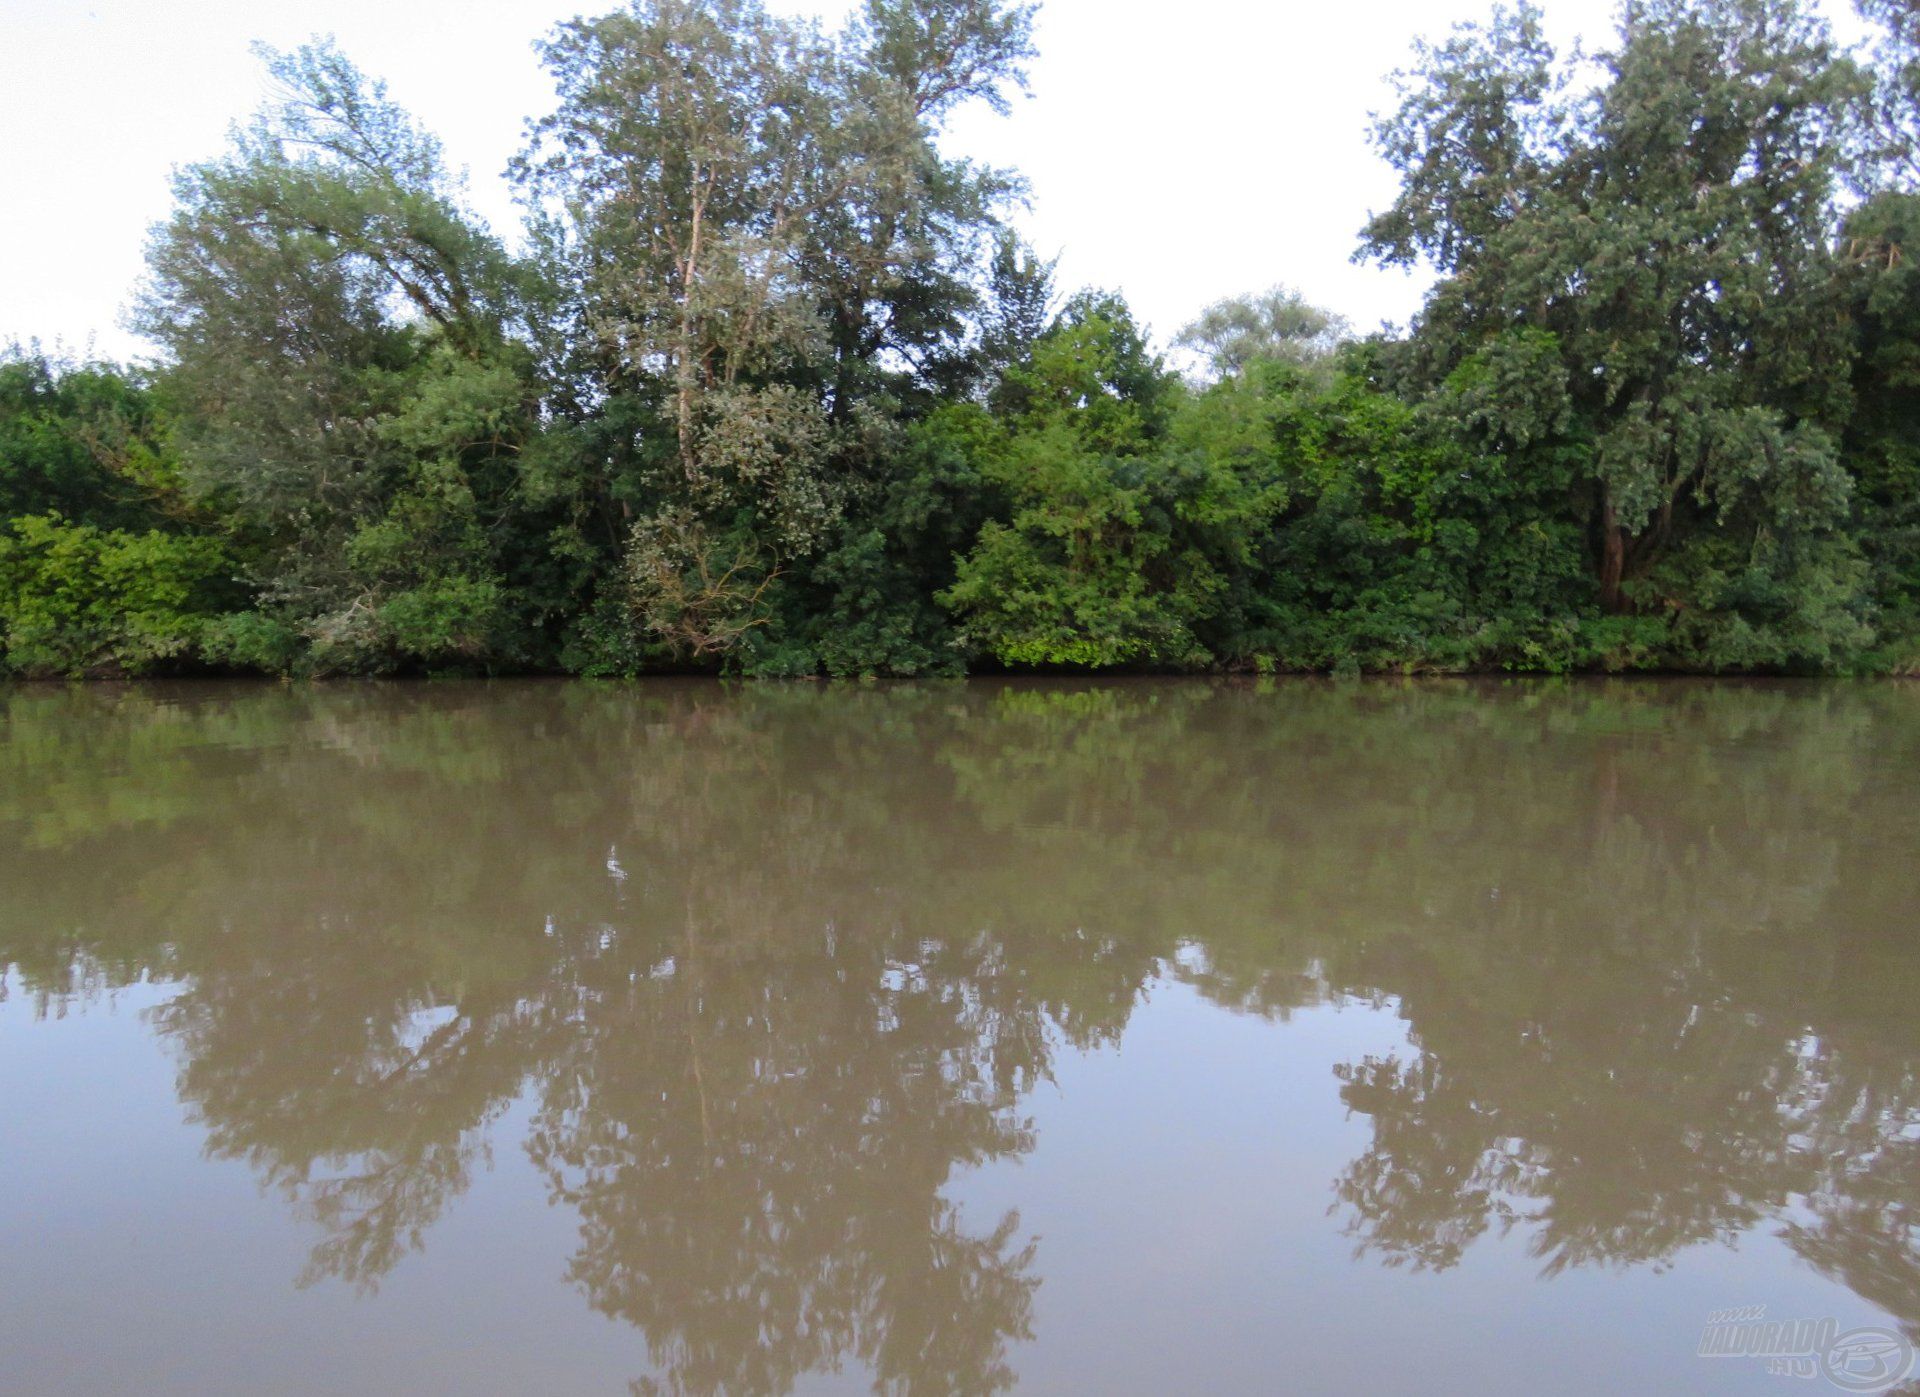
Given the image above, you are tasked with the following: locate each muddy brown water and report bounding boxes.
[2,678,1915,1394]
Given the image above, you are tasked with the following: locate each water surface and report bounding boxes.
[2,679,1916,1394]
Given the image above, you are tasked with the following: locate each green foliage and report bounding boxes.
[1220,359,1605,673]
[0,348,190,529]
[134,41,543,677]
[941,298,1251,667]
[1857,0,1920,184]
[514,0,1035,673]
[944,423,1214,667]
[1843,191,1920,666]
[199,611,303,676]
[1362,0,1871,670]
[558,591,652,679]
[375,577,505,666]
[0,514,231,677]
[6,1,1919,681]
[1176,286,1349,382]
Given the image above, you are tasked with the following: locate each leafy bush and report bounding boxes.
[0,514,231,677]
[199,611,302,676]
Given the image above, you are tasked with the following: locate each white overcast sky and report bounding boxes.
[0,0,1870,363]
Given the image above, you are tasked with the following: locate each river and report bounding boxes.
[1,678,1915,1394]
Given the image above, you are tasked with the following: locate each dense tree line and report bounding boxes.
[4,0,1919,678]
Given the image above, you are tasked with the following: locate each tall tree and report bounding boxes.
[517,0,1033,669]
[137,41,542,674]
[1845,1,1920,666]
[1364,0,1871,667]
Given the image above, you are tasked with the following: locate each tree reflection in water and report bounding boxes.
[1,678,1916,1391]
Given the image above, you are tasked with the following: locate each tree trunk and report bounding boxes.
[1597,493,1628,613]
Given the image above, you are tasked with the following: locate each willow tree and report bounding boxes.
[137,42,543,674]
[1364,0,1872,668]
[1175,286,1349,383]
[516,0,1033,669]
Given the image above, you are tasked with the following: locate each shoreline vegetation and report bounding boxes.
[4,0,1920,682]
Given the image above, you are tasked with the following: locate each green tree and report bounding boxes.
[1845,2,1920,670]
[1207,351,1601,673]
[1857,0,1920,182]
[1175,285,1349,382]
[1364,0,1872,669]
[1839,194,1920,671]
[518,0,1033,672]
[942,294,1265,667]
[137,41,545,675]
[0,349,190,530]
